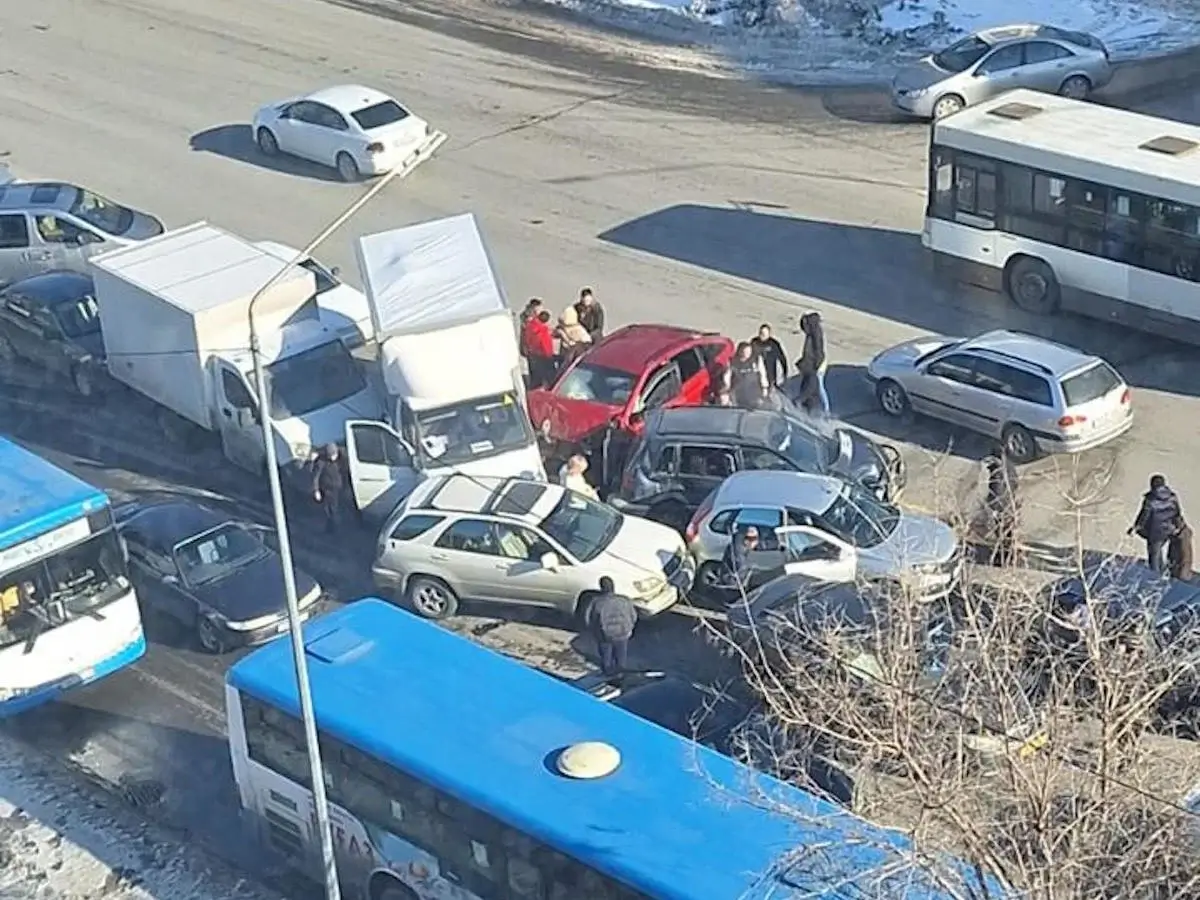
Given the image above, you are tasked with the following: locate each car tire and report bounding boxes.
[1001,424,1038,464]
[1059,75,1092,100]
[405,575,458,619]
[335,152,360,183]
[256,128,279,157]
[72,364,97,397]
[875,379,911,418]
[196,615,225,654]
[932,94,965,119]
[1006,256,1061,315]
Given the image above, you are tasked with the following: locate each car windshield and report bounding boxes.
[53,293,101,339]
[263,340,366,418]
[68,188,135,237]
[766,415,835,469]
[539,492,622,563]
[413,393,533,467]
[555,363,636,406]
[933,37,990,72]
[0,522,130,651]
[173,522,268,587]
[352,100,409,130]
[820,482,901,549]
[1061,362,1121,406]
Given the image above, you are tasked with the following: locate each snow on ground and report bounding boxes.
[0,732,282,900]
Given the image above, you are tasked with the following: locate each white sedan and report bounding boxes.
[252,85,446,182]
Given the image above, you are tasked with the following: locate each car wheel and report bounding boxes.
[932,94,965,119]
[696,561,724,593]
[72,364,97,397]
[196,615,225,654]
[256,128,279,157]
[405,575,458,619]
[1001,424,1038,464]
[1006,256,1061,315]
[335,152,360,183]
[875,379,911,418]
[1059,75,1092,100]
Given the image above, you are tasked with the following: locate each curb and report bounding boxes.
[1103,44,1200,103]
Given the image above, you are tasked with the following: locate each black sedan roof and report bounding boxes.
[117,499,228,553]
[2,270,94,307]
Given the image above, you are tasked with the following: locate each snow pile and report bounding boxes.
[0,733,282,900]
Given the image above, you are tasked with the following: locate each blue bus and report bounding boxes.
[0,437,146,715]
[226,599,1000,900]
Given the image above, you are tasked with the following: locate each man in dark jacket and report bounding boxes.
[719,526,759,599]
[750,323,787,389]
[574,287,605,342]
[724,342,770,409]
[588,577,636,675]
[1129,474,1183,573]
[312,443,349,534]
[796,311,829,414]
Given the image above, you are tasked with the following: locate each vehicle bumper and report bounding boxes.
[373,566,405,596]
[227,596,326,648]
[634,586,681,617]
[362,129,448,176]
[1040,411,1133,456]
[891,91,934,118]
[0,632,147,718]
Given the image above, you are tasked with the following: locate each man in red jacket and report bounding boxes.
[522,308,555,388]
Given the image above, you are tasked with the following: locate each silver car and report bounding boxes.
[686,471,960,599]
[891,24,1112,120]
[372,474,693,620]
[0,179,164,288]
[867,330,1132,464]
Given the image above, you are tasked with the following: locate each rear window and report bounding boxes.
[351,100,409,130]
[1061,363,1121,406]
[389,514,443,541]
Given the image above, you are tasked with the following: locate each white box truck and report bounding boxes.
[342,213,546,520]
[91,222,384,488]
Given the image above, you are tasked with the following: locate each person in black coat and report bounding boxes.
[750,323,787,389]
[1129,474,1184,573]
[312,443,349,534]
[795,311,829,414]
[588,577,637,675]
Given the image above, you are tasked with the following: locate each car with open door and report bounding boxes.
[526,324,734,478]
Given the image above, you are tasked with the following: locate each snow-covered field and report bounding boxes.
[0,733,282,900]
[533,0,1200,80]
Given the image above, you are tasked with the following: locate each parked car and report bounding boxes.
[0,180,164,287]
[867,329,1132,464]
[891,24,1112,120]
[609,405,905,532]
[527,324,734,473]
[252,84,446,182]
[254,241,373,347]
[371,474,694,621]
[0,271,105,394]
[686,471,960,599]
[114,499,324,653]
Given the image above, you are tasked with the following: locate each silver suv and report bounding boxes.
[867,330,1132,463]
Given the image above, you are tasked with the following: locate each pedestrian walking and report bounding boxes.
[1169,518,1194,581]
[750,323,787,389]
[983,448,1019,567]
[559,454,599,500]
[723,341,770,409]
[312,443,349,534]
[574,287,605,342]
[796,311,830,415]
[521,307,556,388]
[588,576,636,675]
[1129,474,1184,573]
[556,306,592,371]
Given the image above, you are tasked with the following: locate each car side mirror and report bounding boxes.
[540,552,560,571]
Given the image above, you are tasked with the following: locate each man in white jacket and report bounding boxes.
[559,454,599,500]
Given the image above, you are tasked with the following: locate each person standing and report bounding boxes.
[588,576,636,675]
[1129,474,1183,573]
[559,454,599,500]
[720,526,759,599]
[751,323,787,389]
[556,306,592,371]
[312,443,349,534]
[796,312,830,415]
[1169,517,1194,581]
[521,308,555,388]
[519,297,543,329]
[574,287,605,342]
[723,342,770,409]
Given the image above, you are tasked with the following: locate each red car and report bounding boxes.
[528,324,735,464]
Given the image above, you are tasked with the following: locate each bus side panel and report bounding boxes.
[994,235,1134,307]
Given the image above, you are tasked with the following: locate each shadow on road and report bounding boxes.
[599,204,1199,398]
[819,90,916,125]
[189,125,342,182]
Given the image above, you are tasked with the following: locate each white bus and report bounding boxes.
[924,88,1200,344]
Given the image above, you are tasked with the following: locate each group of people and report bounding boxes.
[518,289,606,388]
[718,315,831,416]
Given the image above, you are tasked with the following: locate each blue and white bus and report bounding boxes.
[226,599,1000,900]
[0,438,146,715]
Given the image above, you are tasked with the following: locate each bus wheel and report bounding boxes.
[1001,424,1039,464]
[1006,257,1061,315]
[1059,75,1091,100]
[370,875,418,900]
[932,94,964,119]
[405,575,459,619]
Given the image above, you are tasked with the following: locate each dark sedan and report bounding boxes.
[0,270,106,395]
[114,499,324,653]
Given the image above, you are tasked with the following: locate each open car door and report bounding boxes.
[776,526,857,583]
[344,420,422,522]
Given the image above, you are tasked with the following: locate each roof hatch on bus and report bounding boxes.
[988,102,1043,121]
[1139,135,1198,156]
[556,741,621,779]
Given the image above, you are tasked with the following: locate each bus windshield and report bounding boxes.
[0,527,130,651]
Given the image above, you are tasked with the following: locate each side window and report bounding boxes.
[313,104,349,131]
[389,514,444,542]
[641,366,682,410]
[350,423,409,466]
[287,101,319,123]
[0,214,29,249]
[742,448,793,472]
[678,445,736,478]
[127,540,177,578]
[1033,174,1067,217]
[673,347,704,384]
[1144,200,1200,280]
[929,147,955,220]
[1024,40,1073,63]
[977,44,1024,74]
[708,509,736,535]
[35,214,88,245]
[1103,191,1144,265]
[926,353,978,385]
[971,359,1052,405]
[435,519,499,555]
[220,368,254,409]
[999,164,1067,245]
[953,155,996,221]
[651,444,678,475]
[1064,180,1107,255]
[733,507,784,550]
[786,508,815,527]
[494,523,548,561]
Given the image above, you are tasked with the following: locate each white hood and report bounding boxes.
[379,314,518,405]
[270,386,384,462]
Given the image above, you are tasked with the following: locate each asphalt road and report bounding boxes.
[3,0,1200,889]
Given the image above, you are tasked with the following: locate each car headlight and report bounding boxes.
[905,86,928,97]
[634,576,666,595]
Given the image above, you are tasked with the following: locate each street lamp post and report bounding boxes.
[243,136,444,900]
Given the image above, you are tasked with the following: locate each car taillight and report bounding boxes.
[1120,388,1131,405]
[684,516,700,544]
[367,142,385,154]
[1057,414,1087,428]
